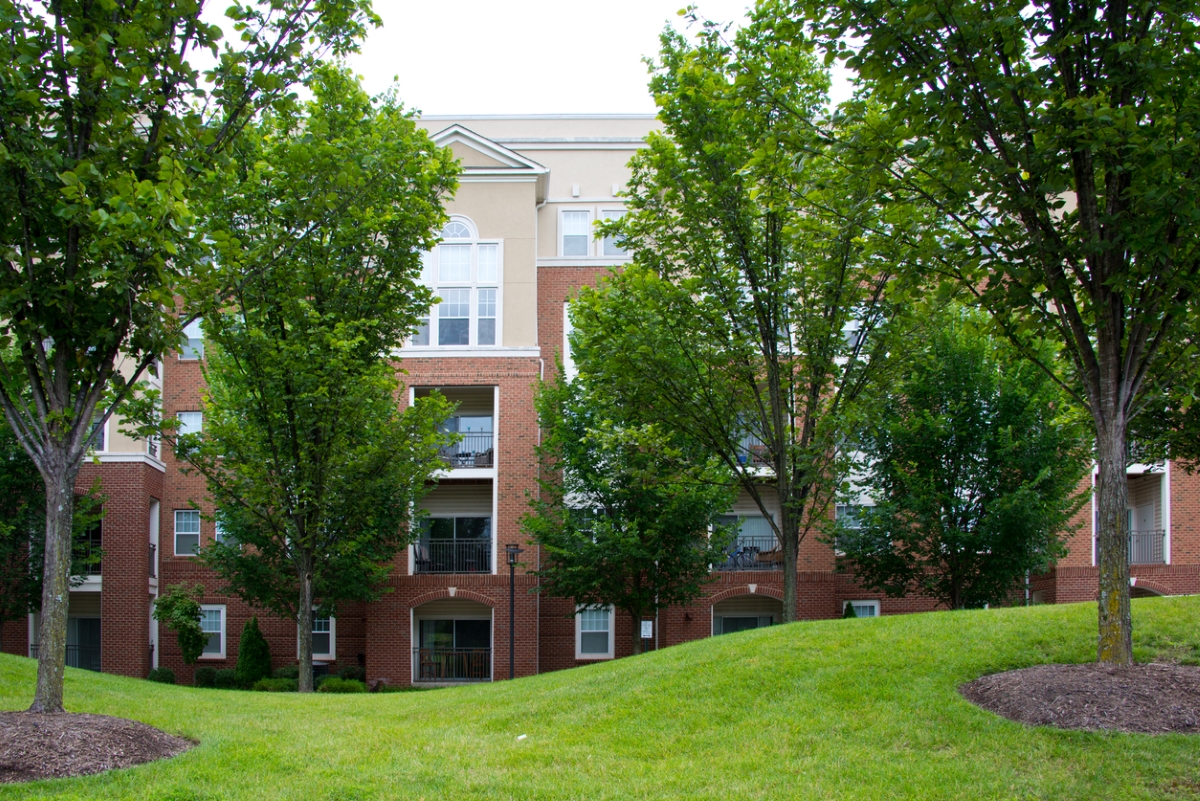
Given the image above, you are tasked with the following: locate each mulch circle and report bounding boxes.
[961,663,1200,734]
[0,711,194,784]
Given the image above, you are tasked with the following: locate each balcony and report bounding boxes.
[438,431,494,469]
[715,536,784,571]
[412,647,491,682]
[1095,529,1166,565]
[29,644,102,672]
[735,435,771,468]
[414,538,493,574]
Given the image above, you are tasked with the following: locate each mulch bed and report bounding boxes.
[961,663,1200,734]
[0,712,193,784]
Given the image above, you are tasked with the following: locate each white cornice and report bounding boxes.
[95,453,166,472]
[396,346,542,359]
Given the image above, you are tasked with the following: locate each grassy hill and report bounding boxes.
[3,597,1200,800]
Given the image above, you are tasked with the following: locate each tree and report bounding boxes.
[0,0,380,711]
[783,0,1200,662]
[838,305,1090,609]
[235,616,272,688]
[571,18,908,620]
[153,584,207,666]
[153,67,457,692]
[525,368,737,655]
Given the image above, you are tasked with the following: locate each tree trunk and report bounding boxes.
[29,462,79,713]
[630,610,643,656]
[297,570,315,692]
[780,511,798,623]
[1095,419,1133,665]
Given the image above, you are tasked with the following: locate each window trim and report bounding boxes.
[559,207,593,258]
[177,411,203,436]
[575,605,614,660]
[174,509,201,557]
[844,600,880,618]
[598,208,629,257]
[412,223,503,349]
[300,613,337,661]
[198,604,226,660]
[179,319,204,361]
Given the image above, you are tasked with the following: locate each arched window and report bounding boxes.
[411,216,501,348]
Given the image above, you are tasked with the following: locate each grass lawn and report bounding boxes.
[3,597,1200,800]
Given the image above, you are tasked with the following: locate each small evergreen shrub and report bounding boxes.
[317,677,367,694]
[338,665,366,683]
[214,668,239,689]
[252,677,298,692]
[842,602,857,619]
[147,667,175,684]
[273,665,300,680]
[235,617,273,688]
[194,666,217,687]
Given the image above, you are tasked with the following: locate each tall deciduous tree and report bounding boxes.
[572,19,907,620]
[154,67,457,692]
[0,0,379,711]
[525,368,736,656]
[783,0,1200,662]
[839,305,1090,609]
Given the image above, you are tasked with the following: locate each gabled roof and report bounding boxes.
[429,125,550,201]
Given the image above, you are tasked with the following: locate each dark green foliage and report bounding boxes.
[141,67,458,693]
[252,677,298,692]
[235,617,272,689]
[194,667,217,688]
[147,668,175,685]
[525,369,737,656]
[842,603,857,619]
[213,669,239,690]
[153,584,207,666]
[839,306,1089,609]
[316,677,367,694]
[338,665,366,683]
[273,665,301,680]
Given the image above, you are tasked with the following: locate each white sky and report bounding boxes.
[342,0,853,115]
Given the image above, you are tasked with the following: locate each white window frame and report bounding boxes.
[177,411,203,436]
[575,605,614,660]
[199,604,225,659]
[88,416,108,453]
[559,208,593,258]
[598,208,629,257]
[174,509,201,557]
[301,613,337,661]
[412,216,503,348]
[180,319,204,360]
[844,600,880,618]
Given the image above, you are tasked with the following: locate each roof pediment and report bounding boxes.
[430,124,548,173]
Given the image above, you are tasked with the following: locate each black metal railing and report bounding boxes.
[149,543,157,578]
[735,435,770,468]
[412,647,491,682]
[716,536,784,571]
[79,542,101,576]
[1094,529,1166,565]
[29,644,102,672]
[438,432,494,468]
[414,539,492,574]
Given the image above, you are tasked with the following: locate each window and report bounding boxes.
[416,517,492,573]
[714,616,774,635]
[180,319,204,360]
[177,411,202,436]
[199,605,225,658]
[175,510,200,556]
[89,416,107,452]
[214,517,237,548]
[576,606,613,659]
[600,209,627,256]
[413,217,501,348]
[561,210,591,256]
[836,504,864,529]
[844,600,880,618]
[311,615,335,659]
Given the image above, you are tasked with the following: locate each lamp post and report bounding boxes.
[505,543,524,680]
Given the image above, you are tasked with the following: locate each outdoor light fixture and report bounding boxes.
[505,543,524,680]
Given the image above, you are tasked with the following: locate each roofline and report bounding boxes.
[419,113,658,121]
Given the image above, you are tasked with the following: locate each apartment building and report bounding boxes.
[4,115,1198,685]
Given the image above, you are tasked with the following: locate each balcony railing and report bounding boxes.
[716,536,784,571]
[735,437,771,468]
[414,539,492,574]
[413,647,491,682]
[1095,529,1166,565]
[438,432,494,469]
[29,644,102,672]
[79,543,101,576]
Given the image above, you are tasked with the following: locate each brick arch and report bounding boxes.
[1131,578,1171,598]
[708,585,785,606]
[408,589,496,609]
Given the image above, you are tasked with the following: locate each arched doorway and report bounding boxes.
[712,595,784,636]
[411,598,493,683]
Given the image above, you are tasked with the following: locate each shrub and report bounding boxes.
[273,665,300,680]
[338,665,366,683]
[842,602,857,619]
[252,677,298,692]
[235,616,273,688]
[317,677,367,694]
[214,668,239,689]
[194,666,217,688]
[314,673,334,690]
[147,667,176,685]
